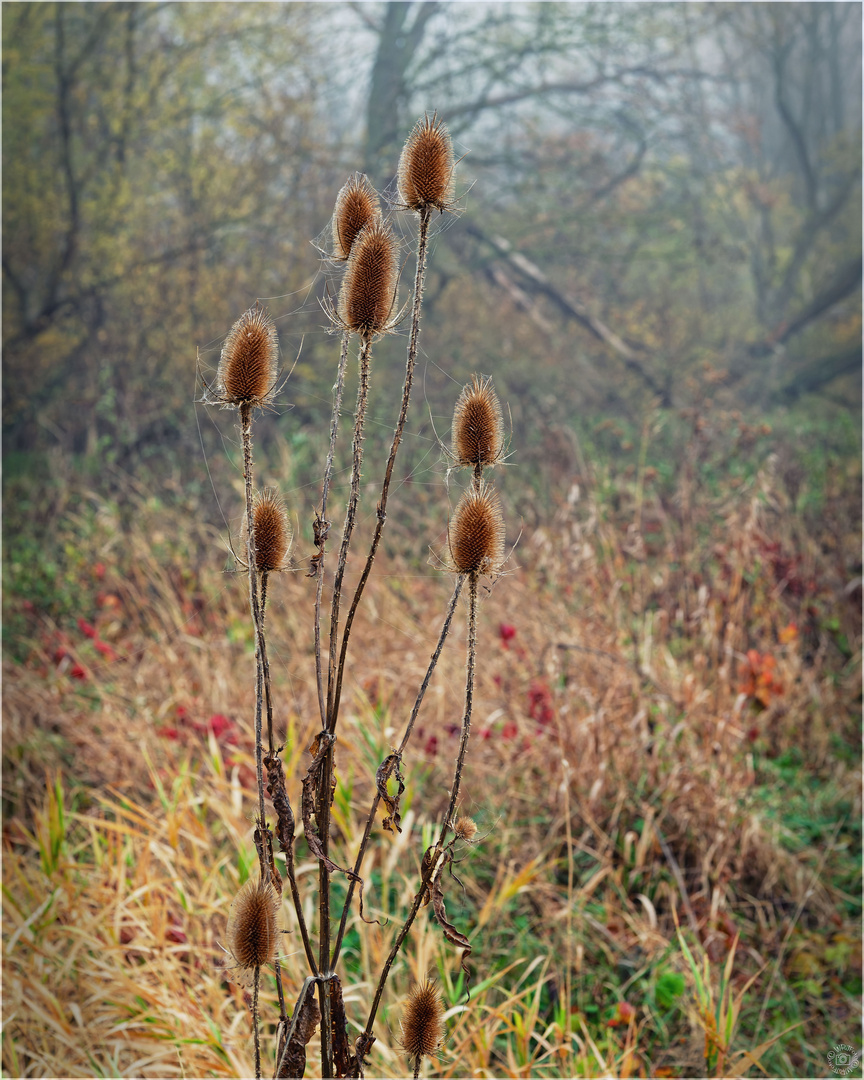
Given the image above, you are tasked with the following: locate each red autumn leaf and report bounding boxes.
[157,726,180,740]
[70,663,87,680]
[207,713,233,738]
[94,639,118,661]
[607,1000,637,1027]
[77,618,97,639]
[499,623,517,648]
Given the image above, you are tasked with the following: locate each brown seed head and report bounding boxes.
[448,482,505,577]
[453,815,478,842]
[332,173,381,261]
[397,113,455,213]
[337,219,400,339]
[451,375,504,469]
[246,488,292,573]
[226,878,280,971]
[400,981,445,1064]
[217,305,279,406]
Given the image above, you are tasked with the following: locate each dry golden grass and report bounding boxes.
[3,430,861,1078]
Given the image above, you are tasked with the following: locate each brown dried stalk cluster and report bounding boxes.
[199,112,510,1079]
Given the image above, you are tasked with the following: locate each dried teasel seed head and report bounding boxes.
[451,375,504,470]
[244,488,292,572]
[453,815,478,842]
[337,219,400,339]
[448,482,506,577]
[398,113,455,213]
[332,173,381,261]
[226,878,280,972]
[400,981,445,1064]
[216,305,279,406]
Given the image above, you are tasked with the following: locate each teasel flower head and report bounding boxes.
[332,173,381,261]
[243,488,292,573]
[215,304,279,408]
[453,815,478,842]
[448,481,506,577]
[400,981,445,1069]
[451,375,504,471]
[397,113,455,214]
[225,878,280,983]
[335,218,401,339]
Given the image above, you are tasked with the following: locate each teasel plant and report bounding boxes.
[200,115,510,1079]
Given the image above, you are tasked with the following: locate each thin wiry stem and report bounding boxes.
[252,965,261,1080]
[330,576,465,969]
[240,403,267,879]
[360,570,479,1044]
[314,330,350,728]
[328,205,432,734]
[326,333,372,727]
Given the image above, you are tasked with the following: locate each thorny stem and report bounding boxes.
[330,577,465,969]
[240,403,268,880]
[253,965,261,1080]
[328,205,432,735]
[326,333,372,727]
[314,331,350,728]
[438,571,479,842]
[360,570,479,1044]
[316,334,370,1078]
[413,1056,421,1080]
[260,571,275,754]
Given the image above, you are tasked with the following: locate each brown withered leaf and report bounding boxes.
[300,733,361,884]
[330,976,356,1078]
[276,988,321,1078]
[430,852,473,982]
[376,752,405,833]
[350,1032,376,1079]
[264,751,295,865]
[420,845,436,907]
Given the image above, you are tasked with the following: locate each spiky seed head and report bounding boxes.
[400,981,445,1064]
[332,173,381,261]
[245,488,292,572]
[226,878,280,972]
[449,482,506,577]
[337,219,400,339]
[398,113,455,213]
[216,305,279,406]
[451,375,504,469]
[453,816,478,842]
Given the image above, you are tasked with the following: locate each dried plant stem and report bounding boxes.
[326,333,372,727]
[329,206,432,730]
[361,870,434,1049]
[360,571,478,1043]
[413,1057,421,1080]
[316,333,372,1078]
[260,572,276,755]
[240,403,268,879]
[438,571,479,839]
[330,576,465,969]
[314,331,350,727]
[252,965,261,1080]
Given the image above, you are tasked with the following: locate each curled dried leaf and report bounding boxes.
[376,752,405,834]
